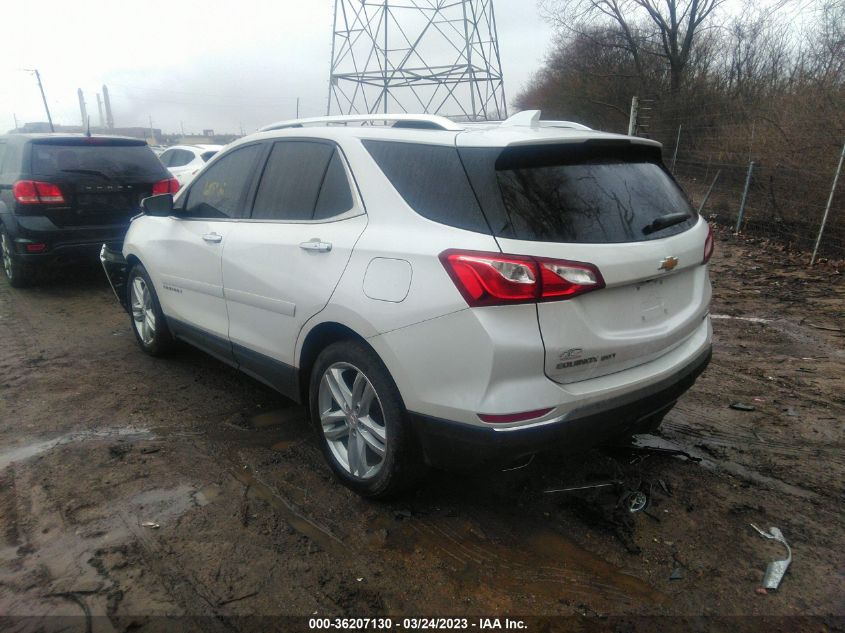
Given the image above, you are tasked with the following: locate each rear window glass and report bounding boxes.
[30,142,166,182]
[462,143,696,243]
[200,151,217,162]
[363,140,490,233]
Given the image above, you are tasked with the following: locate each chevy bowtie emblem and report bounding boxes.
[659,256,679,272]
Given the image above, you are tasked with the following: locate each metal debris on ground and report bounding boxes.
[543,481,620,494]
[141,521,160,529]
[750,523,792,591]
[622,490,648,513]
[730,402,757,412]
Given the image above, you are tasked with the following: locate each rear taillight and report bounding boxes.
[13,180,66,205]
[439,249,605,307]
[703,224,714,264]
[152,177,180,195]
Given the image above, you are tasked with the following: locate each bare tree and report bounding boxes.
[540,0,726,91]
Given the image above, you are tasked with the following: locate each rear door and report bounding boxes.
[222,140,366,385]
[28,138,169,227]
[458,140,711,384]
[147,143,264,362]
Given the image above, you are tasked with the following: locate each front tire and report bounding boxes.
[127,263,174,356]
[309,340,425,499]
[1,227,34,288]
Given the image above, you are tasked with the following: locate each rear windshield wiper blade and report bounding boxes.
[642,212,691,235]
[60,168,113,180]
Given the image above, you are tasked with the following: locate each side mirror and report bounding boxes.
[141,194,174,217]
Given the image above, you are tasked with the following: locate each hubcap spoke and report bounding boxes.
[325,368,353,410]
[358,415,386,444]
[322,422,349,441]
[358,426,385,457]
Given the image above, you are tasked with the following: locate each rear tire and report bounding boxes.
[309,339,426,499]
[126,263,174,356]
[1,227,34,288]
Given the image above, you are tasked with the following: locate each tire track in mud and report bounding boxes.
[403,517,664,608]
[667,406,845,467]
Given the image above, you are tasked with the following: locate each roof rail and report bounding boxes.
[259,114,464,133]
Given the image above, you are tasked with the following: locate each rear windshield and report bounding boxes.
[365,140,695,243]
[30,141,166,182]
[462,143,697,243]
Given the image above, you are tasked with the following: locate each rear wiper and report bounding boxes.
[60,168,112,180]
[642,212,690,235]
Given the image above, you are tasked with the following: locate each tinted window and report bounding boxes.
[0,144,6,174]
[184,144,261,219]
[363,140,489,233]
[30,142,165,182]
[460,143,696,243]
[252,141,353,221]
[314,151,354,220]
[200,150,217,163]
[169,149,194,167]
[158,149,175,167]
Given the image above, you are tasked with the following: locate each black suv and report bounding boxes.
[0,134,176,287]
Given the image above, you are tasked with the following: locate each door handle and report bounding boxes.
[299,239,332,252]
[202,232,223,243]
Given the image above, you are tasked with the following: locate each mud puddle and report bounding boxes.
[0,426,153,470]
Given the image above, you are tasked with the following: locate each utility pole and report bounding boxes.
[148,115,155,144]
[25,69,54,132]
[13,113,19,131]
[296,97,300,119]
[180,121,185,136]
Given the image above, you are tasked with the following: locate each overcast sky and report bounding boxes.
[1,0,555,134]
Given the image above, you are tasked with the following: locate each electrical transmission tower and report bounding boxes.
[328,0,507,121]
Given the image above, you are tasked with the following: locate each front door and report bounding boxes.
[152,143,264,363]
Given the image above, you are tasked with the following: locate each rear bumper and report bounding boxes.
[4,214,127,263]
[408,345,711,470]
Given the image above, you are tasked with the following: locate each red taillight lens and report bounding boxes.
[13,180,65,205]
[703,224,714,264]
[25,243,47,253]
[478,407,554,424]
[152,177,180,195]
[439,250,605,307]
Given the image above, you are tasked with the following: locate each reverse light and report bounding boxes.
[440,249,605,307]
[478,408,554,424]
[13,181,66,205]
[152,177,180,195]
[703,224,714,264]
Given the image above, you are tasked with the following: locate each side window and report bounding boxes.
[159,149,174,167]
[0,143,7,174]
[183,144,262,219]
[252,142,332,221]
[170,150,194,167]
[363,140,489,233]
[2,144,20,176]
[314,151,354,220]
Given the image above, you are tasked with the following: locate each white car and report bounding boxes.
[158,144,222,188]
[101,111,713,498]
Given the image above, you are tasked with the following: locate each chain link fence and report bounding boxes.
[632,97,845,263]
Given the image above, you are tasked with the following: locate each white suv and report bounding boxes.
[101,111,713,498]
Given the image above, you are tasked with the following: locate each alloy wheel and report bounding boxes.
[318,362,387,479]
[130,276,156,345]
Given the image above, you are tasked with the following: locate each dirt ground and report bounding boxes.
[0,229,843,631]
